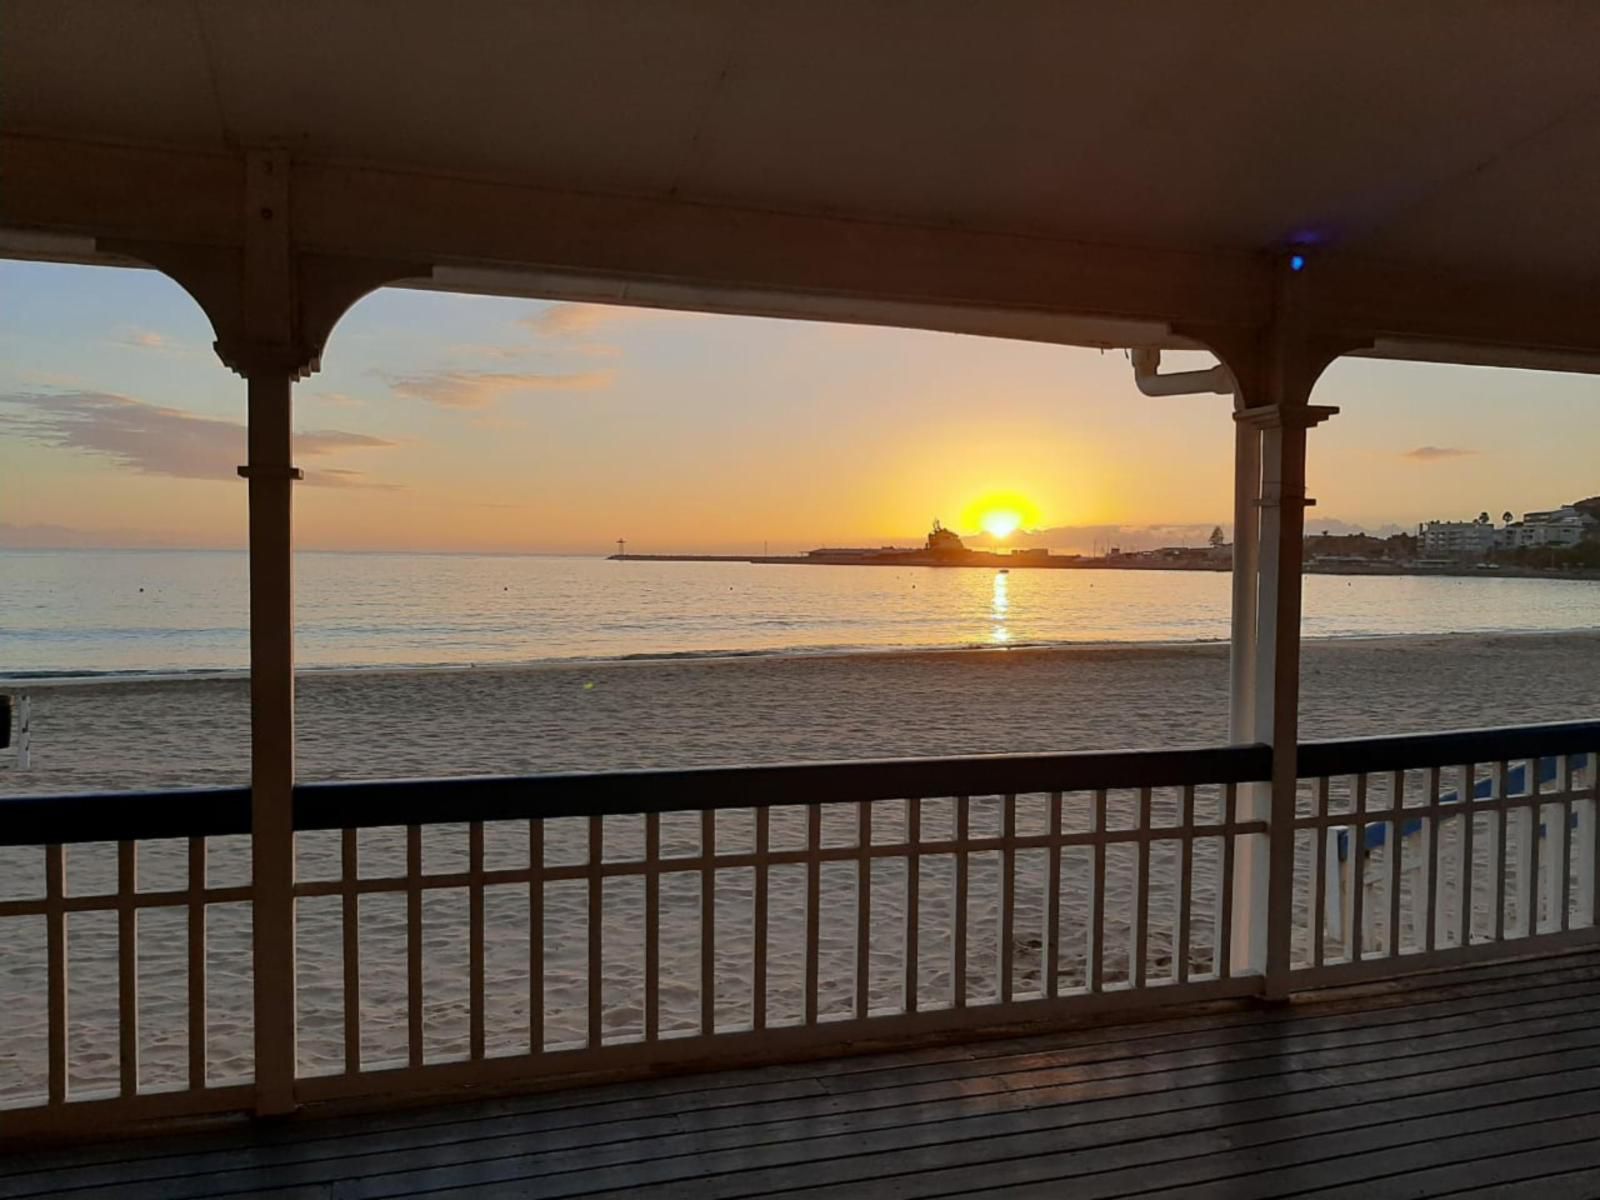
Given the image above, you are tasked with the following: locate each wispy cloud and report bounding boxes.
[435,302,665,370]
[110,327,192,354]
[1402,446,1477,462]
[443,342,531,362]
[0,390,395,486]
[315,467,401,490]
[384,368,614,409]
[309,391,366,409]
[519,303,629,337]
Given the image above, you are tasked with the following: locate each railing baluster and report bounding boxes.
[341,829,359,1074]
[1350,774,1367,963]
[1000,794,1016,1004]
[753,806,769,1031]
[1218,783,1234,979]
[406,825,422,1067]
[1424,767,1441,951]
[1045,791,1061,998]
[1582,753,1599,929]
[469,821,485,1060]
[1547,755,1568,930]
[1525,761,1542,937]
[953,796,969,1008]
[805,804,821,1025]
[187,837,207,1090]
[1386,771,1402,958]
[1311,777,1328,968]
[1493,761,1509,942]
[1556,756,1573,933]
[700,809,715,1036]
[118,840,138,1097]
[644,812,660,1041]
[904,797,921,1013]
[1090,788,1106,992]
[589,815,604,1047]
[46,843,66,1105]
[1459,764,1476,948]
[1177,785,1193,985]
[856,800,871,1020]
[529,820,544,1053]
[1133,788,1150,989]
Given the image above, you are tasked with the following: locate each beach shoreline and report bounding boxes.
[7,624,1600,690]
[5,629,1598,798]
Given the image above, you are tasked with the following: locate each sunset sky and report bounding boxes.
[2,259,1596,555]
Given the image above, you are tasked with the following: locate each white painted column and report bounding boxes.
[1252,413,1308,990]
[1228,421,1261,742]
[1220,294,1341,985]
[1234,399,1337,989]
[238,148,302,1115]
[1227,414,1267,979]
[244,371,299,1114]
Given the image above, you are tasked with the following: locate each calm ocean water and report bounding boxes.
[3,549,1598,679]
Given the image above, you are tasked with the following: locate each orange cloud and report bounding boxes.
[1402,446,1478,462]
[384,368,615,409]
[518,302,628,337]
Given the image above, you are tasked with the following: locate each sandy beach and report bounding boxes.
[3,631,1598,1103]
[8,630,1600,795]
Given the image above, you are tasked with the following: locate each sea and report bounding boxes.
[2,548,1598,679]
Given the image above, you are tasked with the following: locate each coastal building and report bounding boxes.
[1418,517,1498,558]
[1498,505,1595,549]
[924,519,965,553]
[804,546,887,558]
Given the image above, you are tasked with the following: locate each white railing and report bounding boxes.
[2,723,1597,1139]
[0,790,256,1135]
[1290,728,1600,986]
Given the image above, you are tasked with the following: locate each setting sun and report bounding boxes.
[980,510,1022,539]
[961,490,1041,540]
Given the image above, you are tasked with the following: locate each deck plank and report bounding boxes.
[4,950,1600,1200]
[9,950,1598,1183]
[11,949,1596,1182]
[28,971,1600,1197]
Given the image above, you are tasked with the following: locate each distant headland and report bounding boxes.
[611,520,1600,579]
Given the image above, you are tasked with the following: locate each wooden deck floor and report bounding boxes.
[7,949,1600,1198]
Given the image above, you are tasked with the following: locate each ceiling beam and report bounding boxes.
[4,133,1600,369]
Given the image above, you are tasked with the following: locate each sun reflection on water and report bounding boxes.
[991,571,1010,643]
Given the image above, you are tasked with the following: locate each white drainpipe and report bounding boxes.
[1130,346,1234,396]
[1127,348,1256,742]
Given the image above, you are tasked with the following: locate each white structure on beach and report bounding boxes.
[1498,505,1595,549]
[1418,517,1498,558]
[1421,505,1596,557]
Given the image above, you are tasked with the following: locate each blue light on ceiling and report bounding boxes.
[1290,254,1306,272]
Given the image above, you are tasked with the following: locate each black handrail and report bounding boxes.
[0,787,251,848]
[1297,719,1600,778]
[2,719,1594,849]
[292,743,1272,831]
[0,743,1270,847]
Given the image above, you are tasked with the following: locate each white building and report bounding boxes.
[1498,506,1595,549]
[1419,519,1497,558]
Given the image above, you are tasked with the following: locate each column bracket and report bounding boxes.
[237,465,305,481]
[1235,404,1339,430]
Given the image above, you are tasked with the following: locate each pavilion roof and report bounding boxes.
[5,2,1600,365]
